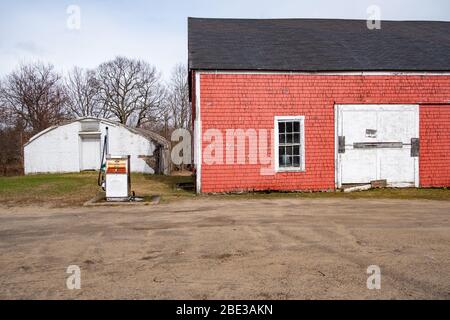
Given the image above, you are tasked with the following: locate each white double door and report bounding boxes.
[336,105,419,187]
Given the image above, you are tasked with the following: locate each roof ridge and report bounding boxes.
[188,17,450,23]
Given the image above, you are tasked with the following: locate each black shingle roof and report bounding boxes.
[188,18,450,72]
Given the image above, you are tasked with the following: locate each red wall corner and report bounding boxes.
[420,104,450,187]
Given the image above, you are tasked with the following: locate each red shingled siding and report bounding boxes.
[197,73,450,193]
[420,104,450,187]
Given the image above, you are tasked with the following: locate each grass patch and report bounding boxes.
[0,172,99,207]
[0,172,449,207]
[139,174,195,199]
[0,172,194,207]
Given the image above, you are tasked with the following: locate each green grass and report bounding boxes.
[0,172,194,207]
[0,172,449,207]
[0,172,100,206]
[0,172,96,194]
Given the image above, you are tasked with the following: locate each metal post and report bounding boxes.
[105,127,109,155]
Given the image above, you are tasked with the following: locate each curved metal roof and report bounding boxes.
[24,117,170,148]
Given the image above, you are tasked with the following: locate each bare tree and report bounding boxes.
[0,79,8,128]
[166,63,191,130]
[0,119,26,176]
[0,62,67,134]
[0,76,32,175]
[96,56,166,127]
[65,67,109,118]
[134,62,167,127]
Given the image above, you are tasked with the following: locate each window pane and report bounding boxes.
[278,122,285,133]
[293,145,300,155]
[286,146,293,156]
[286,133,293,143]
[279,146,286,157]
[279,133,286,143]
[279,149,289,167]
[293,156,300,167]
[279,154,285,166]
[286,156,293,166]
[293,133,300,143]
[286,122,292,133]
[293,121,300,132]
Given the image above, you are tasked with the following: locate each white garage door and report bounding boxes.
[336,105,419,187]
[81,136,101,170]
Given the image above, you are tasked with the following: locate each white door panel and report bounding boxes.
[341,149,377,183]
[336,105,419,187]
[378,148,416,183]
[81,137,100,170]
[342,111,378,143]
[377,111,416,143]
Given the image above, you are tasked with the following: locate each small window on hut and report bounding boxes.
[275,116,305,172]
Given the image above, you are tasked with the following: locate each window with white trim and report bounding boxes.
[275,116,305,171]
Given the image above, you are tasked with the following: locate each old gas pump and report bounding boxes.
[105,155,131,201]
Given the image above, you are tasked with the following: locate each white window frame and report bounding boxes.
[274,116,305,172]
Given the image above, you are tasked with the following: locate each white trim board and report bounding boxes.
[194,72,202,194]
[194,70,450,76]
[273,116,306,172]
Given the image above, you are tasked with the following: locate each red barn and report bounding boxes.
[188,18,450,193]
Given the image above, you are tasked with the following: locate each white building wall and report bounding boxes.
[100,122,156,174]
[24,122,80,174]
[24,120,158,174]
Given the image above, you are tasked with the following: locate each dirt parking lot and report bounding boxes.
[0,198,449,299]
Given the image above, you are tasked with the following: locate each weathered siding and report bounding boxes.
[420,105,450,187]
[197,73,450,192]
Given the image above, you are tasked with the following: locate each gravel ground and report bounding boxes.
[0,198,449,299]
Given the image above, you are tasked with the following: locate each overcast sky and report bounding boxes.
[0,0,449,79]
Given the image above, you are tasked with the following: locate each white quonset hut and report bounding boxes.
[24,117,170,175]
